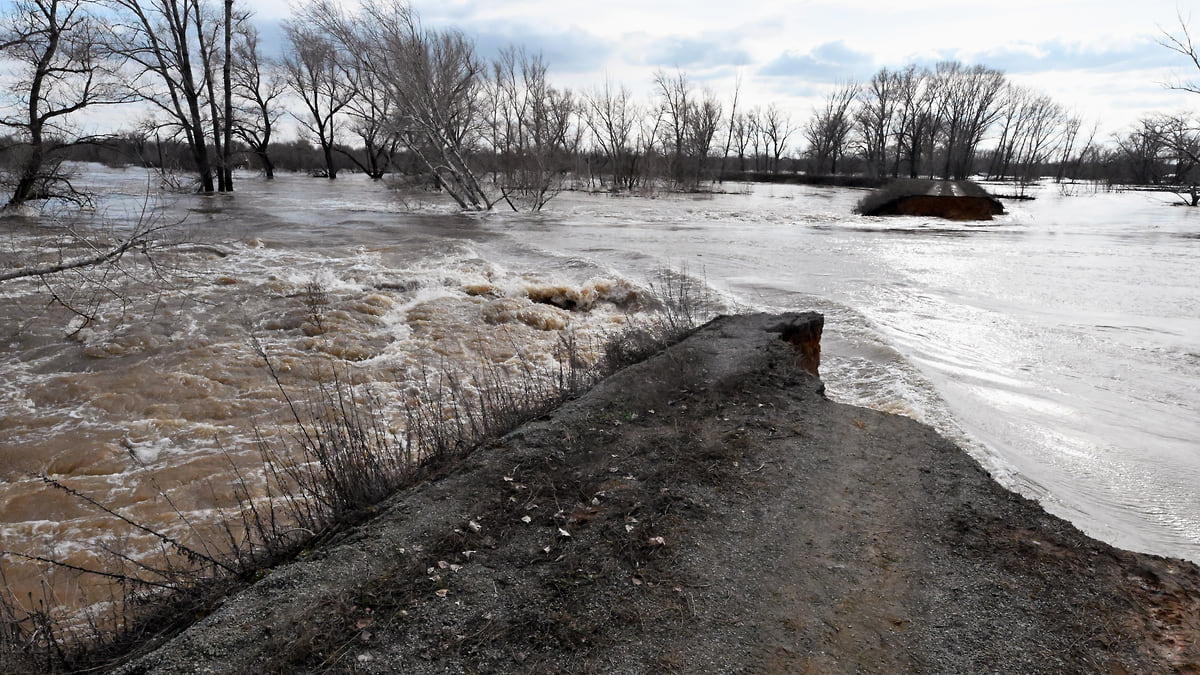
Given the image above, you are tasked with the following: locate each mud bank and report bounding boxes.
[113,313,1200,674]
[859,179,1006,220]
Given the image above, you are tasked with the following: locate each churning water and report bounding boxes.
[2,167,1198,610]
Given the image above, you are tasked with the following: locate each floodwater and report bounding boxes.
[2,167,1198,611]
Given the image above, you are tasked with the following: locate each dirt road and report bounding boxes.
[114,313,1200,674]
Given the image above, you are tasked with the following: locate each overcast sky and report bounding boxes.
[4,0,1198,140]
[244,0,1200,138]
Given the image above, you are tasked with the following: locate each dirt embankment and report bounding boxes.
[113,313,1200,674]
[859,179,1006,220]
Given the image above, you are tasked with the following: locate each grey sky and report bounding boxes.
[4,0,1197,139]
[257,0,1189,136]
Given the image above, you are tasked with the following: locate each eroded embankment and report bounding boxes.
[113,313,1200,674]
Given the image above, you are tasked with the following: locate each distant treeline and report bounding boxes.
[2,127,1182,198]
[3,0,1200,211]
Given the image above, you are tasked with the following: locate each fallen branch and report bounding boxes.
[0,235,147,282]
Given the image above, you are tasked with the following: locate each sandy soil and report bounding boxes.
[112,313,1200,674]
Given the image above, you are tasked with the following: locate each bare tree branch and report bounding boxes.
[0,231,148,282]
[1159,12,1200,94]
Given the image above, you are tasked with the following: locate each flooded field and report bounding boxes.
[2,167,1198,614]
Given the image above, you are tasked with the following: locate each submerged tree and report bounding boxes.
[231,22,285,178]
[282,20,355,179]
[582,78,643,190]
[289,0,404,180]
[933,61,1006,180]
[803,83,857,175]
[854,67,900,178]
[107,0,239,193]
[761,103,794,174]
[1157,14,1200,205]
[650,69,725,187]
[1152,113,1200,205]
[1112,117,1170,185]
[685,87,722,184]
[297,0,496,208]
[0,0,129,209]
[653,68,691,185]
[340,63,401,179]
[487,46,578,209]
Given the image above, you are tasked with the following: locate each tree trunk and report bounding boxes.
[322,140,337,179]
[256,149,275,178]
[6,11,53,209]
[222,0,235,191]
[176,12,214,193]
[8,147,44,208]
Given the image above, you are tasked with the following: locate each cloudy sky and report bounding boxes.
[245,0,1199,138]
[3,0,1197,139]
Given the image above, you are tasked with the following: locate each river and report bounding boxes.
[2,167,1198,610]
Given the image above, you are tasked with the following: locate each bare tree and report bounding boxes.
[854,67,900,178]
[891,65,936,178]
[107,0,232,192]
[762,103,795,173]
[582,78,642,190]
[231,22,284,178]
[987,85,1066,185]
[487,46,577,210]
[653,68,691,185]
[684,88,722,186]
[294,0,401,180]
[301,0,496,209]
[745,106,765,171]
[716,73,742,181]
[635,102,664,190]
[987,84,1030,179]
[803,83,857,174]
[1153,113,1200,205]
[283,21,355,179]
[1154,13,1200,204]
[210,0,234,190]
[192,0,232,190]
[1113,117,1169,185]
[728,109,754,173]
[362,1,493,208]
[1012,96,1066,183]
[1160,13,1200,94]
[1,0,129,209]
[340,65,400,179]
[1055,116,1097,182]
[934,61,1006,179]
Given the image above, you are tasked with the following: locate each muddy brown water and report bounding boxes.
[1,168,1198,617]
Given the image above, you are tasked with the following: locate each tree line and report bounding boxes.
[3,0,1200,212]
